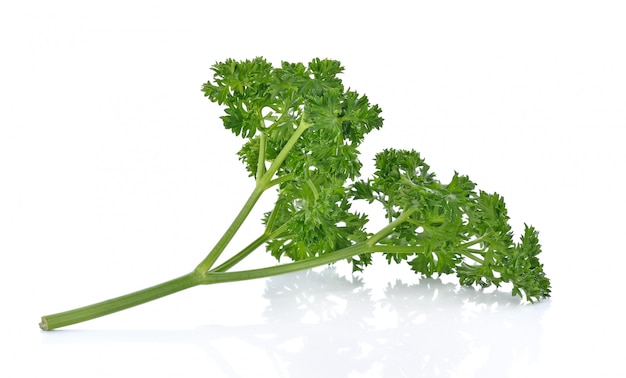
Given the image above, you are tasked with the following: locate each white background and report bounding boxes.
[1,1,625,377]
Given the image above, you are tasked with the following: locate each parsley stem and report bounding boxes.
[194,185,265,273]
[195,117,311,273]
[40,272,203,331]
[459,236,486,249]
[205,210,420,284]
[255,132,267,182]
[266,173,294,188]
[211,221,293,273]
[261,117,310,185]
[367,209,416,246]
[370,245,420,254]
[204,242,371,283]
[37,217,488,330]
[460,250,485,264]
[41,241,366,330]
[210,233,270,273]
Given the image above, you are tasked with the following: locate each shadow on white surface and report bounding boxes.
[262,269,548,377]
[41,268,549,377]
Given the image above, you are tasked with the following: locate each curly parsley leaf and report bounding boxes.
[353,149,550,302]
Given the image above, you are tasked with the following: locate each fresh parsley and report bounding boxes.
[40,57,550,330]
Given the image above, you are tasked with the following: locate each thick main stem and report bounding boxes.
[40,272,203,331]
[39,241,370,331]
[39,203,416,330]
[39,243,370,331]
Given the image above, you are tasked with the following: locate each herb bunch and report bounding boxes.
[40,58,550,330]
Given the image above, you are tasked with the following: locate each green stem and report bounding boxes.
[40,241,370,330]
[371,245,420,254]
[205,242,371,283]
[43,122,419,330]
[266,173,294,188]
[370,245,485,264]
[367,208,416,246]
[261,117,310,185]
[255,132,267,182]
[263,201,282,234]
[195,118,310,273]
[211,221,292,273]
[210,233,270,273]
[461,249,485,264]
[38,211,416,331]
[460,236,486,249]
[194,185,265,273]
[40,272,203,331]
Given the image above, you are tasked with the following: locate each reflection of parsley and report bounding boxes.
[40,58,550,330]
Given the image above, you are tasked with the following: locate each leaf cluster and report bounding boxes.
[353,149,550,302]
[202,57,382,261]
[202,58,381,168]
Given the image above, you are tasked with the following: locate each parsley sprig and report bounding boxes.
[40,58,550,330]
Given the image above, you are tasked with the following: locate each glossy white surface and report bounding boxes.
[2,1,625,377]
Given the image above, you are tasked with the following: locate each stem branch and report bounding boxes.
[194,185,265,273]
[206,242,371,283]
